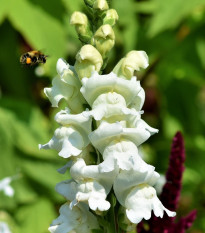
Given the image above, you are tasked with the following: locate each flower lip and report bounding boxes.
[80,71,142,106]
[56,58,70,76]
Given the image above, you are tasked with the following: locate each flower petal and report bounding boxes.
[86,92,140,122]
[45,58,85,113]
[113,166,158,206]
[125,185,176,224]
[80,72,142,106]
[99,140,145,172]
[49,202,99,233]
[39,126,84,158]
[89,121,158,154]
[55,108,92,146]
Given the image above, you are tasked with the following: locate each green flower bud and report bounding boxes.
[113,51,149,79]
[92,24,115,58]
[84,0,95,7]
[70,11,93,44]
[103,9,119,26]
[93,0,109,11]
[118,206,136,232]
[74,45,103,80]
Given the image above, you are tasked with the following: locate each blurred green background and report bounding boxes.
[0,0,205,232]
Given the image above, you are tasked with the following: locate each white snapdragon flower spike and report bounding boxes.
[0,177,14,197]
[44,58,85,113]
[48,202,99,233]
[42,47,175,232]
[39,110,92,158]
[80,72,142,107]
[89,120,158,154]
[114,168,176,224]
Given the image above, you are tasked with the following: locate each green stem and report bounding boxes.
[106,193,119,233]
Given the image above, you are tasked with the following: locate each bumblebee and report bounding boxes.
[20,51,48,66]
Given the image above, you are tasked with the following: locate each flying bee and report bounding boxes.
[20,50,48,66]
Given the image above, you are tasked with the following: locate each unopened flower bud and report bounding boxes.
[70,11,93,44]
[113,51,149,79]
[84,0,95,7]
[93,24,115,58]
[93,0,109,11]
[103,9,119,26]
[74,45,103,79]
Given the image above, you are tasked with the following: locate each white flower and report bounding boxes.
[57,145,96,174]
[55,108,92,146]
[99,140,150,172]
[56,159,118,212]
[125,184,176,224]
[113,168,175,224]
[92,24,115,58]
[89,120,158,154]
[93,0,109,10]
[128,88,145,111]
[39,109,92,158]
[44,58,85,113]
[0,222,12,233]
[56,179,111,212]
[0,177,14,197]
[70,158,117,193]
[74,45,103,80]
[48,202,99,233]
[80,72,142,107]
[113,51,149,79]
[39,126,84,158]
[84,92,139,121]
[154,175,166,195]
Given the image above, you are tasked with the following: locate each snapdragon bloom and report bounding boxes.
[40,50,176,232]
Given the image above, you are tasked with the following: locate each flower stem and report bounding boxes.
[107,192,118,233]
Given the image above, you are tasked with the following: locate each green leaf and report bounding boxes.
[7,0,67,75]
[20,159,69,201]
[61,0,84,12]
[15,199,56,233]
[0,0,10,24]
[113,0,139,52]
[0,99,57,160]
[196,38,205,69]
[148,0,205,37]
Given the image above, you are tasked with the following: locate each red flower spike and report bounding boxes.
[174,210,197,233]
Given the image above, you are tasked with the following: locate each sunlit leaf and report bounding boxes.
[15,199,56,233]
[148,0,205,37]
[112,0,139,52]
[7,0,67,75]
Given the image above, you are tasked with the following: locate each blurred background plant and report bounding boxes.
[0,0,205,232]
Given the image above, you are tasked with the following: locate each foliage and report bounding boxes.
[0,0,205,232]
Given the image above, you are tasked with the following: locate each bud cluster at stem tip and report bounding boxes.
[71,0,118,69]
